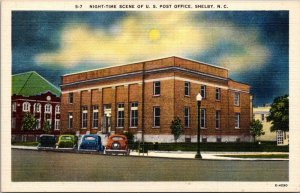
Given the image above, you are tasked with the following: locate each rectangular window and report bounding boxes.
[202,137,207,143]
[68,93,74,104]
[153,81,161,96]
[22,102,30,112]
[261,114,265,122]
[47,119,52,128]
[36,119,41,130]
[234,113,240,128]
[184,107,190,128]
[34,103,41,113]
[45,104,52,113]
[92,105,99,128]
[12,117,16,129]
[117,103,124,128]
[216,110,221,129]
[12,102,16,112]
[201,108,206,128]
[200,85,206,98]
[216,88,221,100]
[277,130,284,145]
[216,137,222,142]
[81,106,88,128]
[130,102,138,127]
[68,112,73,129]
[153,107,160,127]
[55,119,60,130]
[184,81,190,96]
[234,92,240,106]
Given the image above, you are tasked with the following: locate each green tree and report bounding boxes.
[267,95,289,132]
[21,113,37,131]
[170,117,183,143]
[124,131,135,149]
[250,119,264,142]
[43,120,51,134]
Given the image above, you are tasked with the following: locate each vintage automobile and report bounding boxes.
[56,135,78,149]
[37,134,56,150]
[78,134,104,153]
[105,134,130,155]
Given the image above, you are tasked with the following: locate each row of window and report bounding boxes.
[185,83,221,101]
[198,137,241,143]
[156,81,240,105]
[12,102,60,113]
[68,102,139,129]
[67,82,241,106]
[11,117,60,130]
[160,107,240,129]
[67,104,240,129]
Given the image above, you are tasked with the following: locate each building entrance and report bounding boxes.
[102,104,111,134]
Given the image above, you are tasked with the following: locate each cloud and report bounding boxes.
[35,12,270,72]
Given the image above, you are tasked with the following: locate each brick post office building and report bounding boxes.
[60,56,253,142]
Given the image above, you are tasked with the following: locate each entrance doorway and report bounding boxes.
[102,104,111,134]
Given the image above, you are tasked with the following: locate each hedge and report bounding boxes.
[130,141,289,152]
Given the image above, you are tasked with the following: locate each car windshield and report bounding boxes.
[112,136,125,140]
[41,136,55,140]
[61,136,72,140]
[84,136,96,141]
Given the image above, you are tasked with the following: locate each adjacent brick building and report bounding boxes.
[60,56,253,142]
[12,71,61,142]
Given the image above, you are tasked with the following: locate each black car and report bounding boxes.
[37,134,56,150]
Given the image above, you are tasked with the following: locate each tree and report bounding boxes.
[21,113,37,131]
[267,95,289,132]
[250,119,264,142]
[43,120,51,134]
[170,117,183,143]
[124,131,135,149]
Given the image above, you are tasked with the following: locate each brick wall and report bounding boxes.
[60,56,252,142]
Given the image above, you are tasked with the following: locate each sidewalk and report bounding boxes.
[12,146,288,160]
[130,150,289,160]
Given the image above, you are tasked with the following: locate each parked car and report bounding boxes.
[37,134,56,150]
[56,135,78,149]
[106,134,130,155]
[78,134,104,153]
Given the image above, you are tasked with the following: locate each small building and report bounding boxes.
[11,71,61,142]
[253,106,289,145]
[60,56,253,143]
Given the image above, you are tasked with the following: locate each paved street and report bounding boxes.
[12,149,288,181]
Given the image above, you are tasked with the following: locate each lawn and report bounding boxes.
[12,141,38,146]
[217,154,289,159]
[134,141,289,152]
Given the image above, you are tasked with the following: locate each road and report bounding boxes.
[12,149,288,181]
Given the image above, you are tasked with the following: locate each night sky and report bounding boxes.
[12,11,289,106]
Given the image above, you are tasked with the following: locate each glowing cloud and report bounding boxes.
[35,12,270,72]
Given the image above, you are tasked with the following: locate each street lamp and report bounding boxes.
[195,93,202,159]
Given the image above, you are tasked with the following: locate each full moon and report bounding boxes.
[148,29,161,42]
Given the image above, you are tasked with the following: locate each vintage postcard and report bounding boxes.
[1,0,300,192]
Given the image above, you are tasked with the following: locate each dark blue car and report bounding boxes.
[78,134,104,153]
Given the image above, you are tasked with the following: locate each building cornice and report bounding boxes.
[61,76,250,94]
[62,56,228,77]
[61,66,228,88]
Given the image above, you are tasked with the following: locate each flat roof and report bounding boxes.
[62,56,229,77]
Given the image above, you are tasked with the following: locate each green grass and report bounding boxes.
[12,142,38,146]
[217,154,289,159]
[132,141,289,152]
